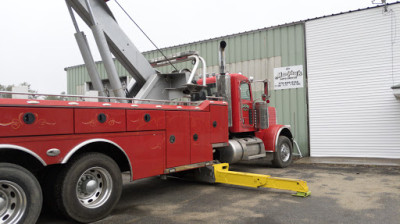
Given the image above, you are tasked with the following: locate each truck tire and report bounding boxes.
[272,136,293,168]
[0,163,42,224]
[54,153,122,223]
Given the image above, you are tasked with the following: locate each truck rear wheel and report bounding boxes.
[272,136,293,168]
[0,163,42,224]
[54,153,122,223]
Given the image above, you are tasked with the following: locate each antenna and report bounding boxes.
[372,0,388,12]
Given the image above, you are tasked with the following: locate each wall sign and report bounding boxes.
[274,65,304,90]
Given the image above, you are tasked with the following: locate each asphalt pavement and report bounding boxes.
[38,159,400,224]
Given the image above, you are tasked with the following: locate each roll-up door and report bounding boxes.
[306,5,400,158]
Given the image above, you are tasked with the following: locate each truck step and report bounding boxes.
[246,153,267,160]
[213,163,311,197]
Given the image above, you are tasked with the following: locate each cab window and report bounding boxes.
[191,83,217,101]
[240,82,251,100]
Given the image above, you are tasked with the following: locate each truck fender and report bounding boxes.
[0,144,47,166]
[62,138,133,178]
[255,125,293,152]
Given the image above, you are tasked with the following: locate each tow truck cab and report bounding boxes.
[195,73,294,168]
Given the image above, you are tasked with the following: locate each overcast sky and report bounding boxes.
[0,0,397,94]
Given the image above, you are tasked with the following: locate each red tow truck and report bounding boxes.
[0,1,308,223]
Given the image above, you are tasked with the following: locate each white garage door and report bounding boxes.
[306,5,400,158]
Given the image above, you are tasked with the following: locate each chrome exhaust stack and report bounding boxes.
[219,41,227,75]
[216,40,232,126]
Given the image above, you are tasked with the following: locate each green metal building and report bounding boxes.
[65,22,309,156]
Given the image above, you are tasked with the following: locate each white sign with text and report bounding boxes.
[274,65,304,90]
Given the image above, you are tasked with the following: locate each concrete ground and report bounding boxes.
[38,158,400,224]
[295,157,400,166]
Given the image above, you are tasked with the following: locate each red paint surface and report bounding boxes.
[0,82,288,182]
[210,105,229,144]
[190,112,212,163]
[0,107,73,137]
[165,111,190,168]
[197,74,285,154]
[255,124,286,152]
[74,108,126,134]
[126,110,165,131]
[0,99,226,181]
[229,74,256,133]
[0,99,222,111]
[126,132,165,179]
[197,76,216,85]
[0,131,163,168]
[254,106,281,152]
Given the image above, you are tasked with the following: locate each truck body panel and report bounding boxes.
[166,111,191,168]
[0,107,74,137]
[0,99,229,182]
[74,108,127,133]
[189,111,212,163]
[210,105,229,143]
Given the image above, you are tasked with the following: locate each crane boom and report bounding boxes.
[67,0,209,101]
[67,0,157,97]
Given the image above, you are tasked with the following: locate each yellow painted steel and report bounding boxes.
[213,163,311,197]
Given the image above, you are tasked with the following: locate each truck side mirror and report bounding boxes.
[263,79,270,102]
[262,94,267,101]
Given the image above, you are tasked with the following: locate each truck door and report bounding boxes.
[239,81,255,130]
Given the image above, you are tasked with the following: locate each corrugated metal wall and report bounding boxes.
[306,5,400,158]
[66,61,131,95]
[66,22,309,156]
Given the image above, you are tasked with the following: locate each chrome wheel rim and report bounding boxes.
[280,143,291,162]
[76,167,113,209]
[0,181,27,224]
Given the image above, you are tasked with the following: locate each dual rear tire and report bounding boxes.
[0,163,42,224]
[52,153,122,223]
[0,153,122,224]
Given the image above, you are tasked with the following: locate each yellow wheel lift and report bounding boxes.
[212,163,311,197]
